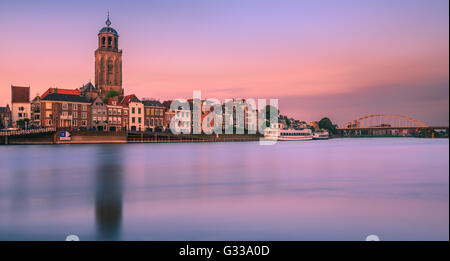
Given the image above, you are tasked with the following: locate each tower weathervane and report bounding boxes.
[106,11,111,27]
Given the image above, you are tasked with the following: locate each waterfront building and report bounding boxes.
[121,95,143,132]
[0,105,11,129]
[106,97,124,131]
[91,96,107,131]
[95,14,123,97]
[142,99,165,132]
[120,101,129,131]
[11,85,31,127]
[162,100,175,132]
[30,95,41,128]
[80,82,99,101]
[40,91,91,129]
[41,88,80,99]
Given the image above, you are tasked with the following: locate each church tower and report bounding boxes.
[95,13,123,96]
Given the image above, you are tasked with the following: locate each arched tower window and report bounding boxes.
[102,37,106,46]
[107,59,113,85]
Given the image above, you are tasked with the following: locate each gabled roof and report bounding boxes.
[106,97,121,106]
[0,105,11,113]
[41,88,80,98]
[80,82,97,92]
[41,93,90,103]
[31,96,40,103]
[142,100,163,107]
[11,85,30,103]
[120,94,141,107]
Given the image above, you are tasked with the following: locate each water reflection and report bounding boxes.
[95,145,123,240]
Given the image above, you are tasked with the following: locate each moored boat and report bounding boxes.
[313,130,330,140]
[264,124,313,141]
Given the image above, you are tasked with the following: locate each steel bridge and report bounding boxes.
[338,114,448,137]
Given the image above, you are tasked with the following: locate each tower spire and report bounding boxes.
[106,11,111,27]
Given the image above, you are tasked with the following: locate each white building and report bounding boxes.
[11,85,31,127]
[121,95,144,132]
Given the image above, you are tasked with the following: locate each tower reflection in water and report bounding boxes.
[95,145,123,240]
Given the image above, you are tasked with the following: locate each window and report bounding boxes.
[102,37,106,46]
[151,119,154,126]
[93,109,97,115]
[82,112,87,119]
[19,107,24,111]
[108,37,112,46]
[93,117,97,121]
[62,111,68,117]
[118,110,121,115]
[18,113,22,117]
[46,103,52,109]
[72,104,77,110]
[108,117,112,124]
[138,117,142,124]
[138,108,142,114]
[46,111,52,118]
[113,109,117,115]
[82,105,87,111]
[132,117,135,123]
[62,103,68,110]
[72,119,77,126]
[132,108,135,114]
[124,110,128,115]
[108,108,112,115]
[81,120,87,127]
[73,111,77,118]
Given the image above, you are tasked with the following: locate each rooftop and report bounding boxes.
[11,85,30,103]
[41,93,90,103]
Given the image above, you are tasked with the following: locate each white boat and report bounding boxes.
[313,130,330,140]
[264,124,313,141]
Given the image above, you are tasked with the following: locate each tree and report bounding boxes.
[318,117,336,134]
[16,118,30,129]
[261,105,280,127]
[105,90,120,99]
[285,117,291,127]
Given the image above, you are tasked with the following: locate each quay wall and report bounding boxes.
[1,131,261,145]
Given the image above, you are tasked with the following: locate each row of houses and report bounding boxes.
[1,84,263,133]
[2,84,168,132]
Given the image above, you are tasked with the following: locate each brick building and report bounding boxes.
[142,99,165,132]
[91,96,107,131]
[40,92,91,129]
[0,105,11,129]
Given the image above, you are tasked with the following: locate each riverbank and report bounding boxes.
[1,131,446,145]
[1,131,262,145]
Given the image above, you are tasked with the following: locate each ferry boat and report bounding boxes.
[264,124,313,141]
[313,130,330,140]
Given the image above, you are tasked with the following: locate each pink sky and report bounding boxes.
[0,0,448,125]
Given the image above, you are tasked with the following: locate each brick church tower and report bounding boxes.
[95,13,123,96]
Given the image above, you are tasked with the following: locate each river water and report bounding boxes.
[0,138,448,240]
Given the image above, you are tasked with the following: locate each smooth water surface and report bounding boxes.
[0,138,448,240]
